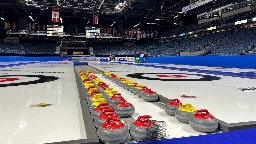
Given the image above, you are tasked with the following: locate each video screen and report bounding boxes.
[86,29,100,38]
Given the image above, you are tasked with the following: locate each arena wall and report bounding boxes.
[141,56,256,68]
[0,56,68,62]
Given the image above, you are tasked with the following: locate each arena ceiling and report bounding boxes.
[0,0,237,29]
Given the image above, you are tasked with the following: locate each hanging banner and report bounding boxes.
[92,14,99,24]
[43,24,46,31]
[38,24,40,30]
[107,28,111,34]
[124,29,128,35]
[136,28,140,35]
[102,27,106,33]
[113,28,117,34]
[13,23,16,30]
[32,23,35,30]
[133,29,137,35]
[52,8,60,23]
[6,22,10,30]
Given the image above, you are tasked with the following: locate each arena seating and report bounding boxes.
[0,42,26,54]
[171,9,256,35]
[21,43,56,54]
[206,28,256,55]
[0,42,56,54]
[93,44,148,56]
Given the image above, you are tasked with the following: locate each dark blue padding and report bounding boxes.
[0,56,69,62]
[73,61,88,66]
[142,56,256,69]
[130,128,256,144]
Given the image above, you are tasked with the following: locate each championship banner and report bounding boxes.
[13,23,16,30]
[38,24,40,31]
[52,8,60,23]
[128,29,132,36]
[32,24,35,30]
[124,29,128,35]
[102,27,106,33]
[43,24,46,31]
[92,14,99,24]
[136,28,140,35]
[107,28,111,34]
[6,22,10,30]
[133,29,137,35]
[113,28,117,34]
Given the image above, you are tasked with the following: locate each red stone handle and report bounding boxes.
[112,95,123,99]
[97,103,108,107]
[137,115,152,122]
[196,109,210,115]
[102,109,115,115]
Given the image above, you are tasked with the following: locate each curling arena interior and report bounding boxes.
[1,0,256,144]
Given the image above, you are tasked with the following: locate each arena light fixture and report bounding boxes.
[133,23,140,27]
[29,16,34,21]
[111,21,116,27]
[0,17,4,21]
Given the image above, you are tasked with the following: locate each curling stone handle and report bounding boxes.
[112,95,123,99]
[170,99,180,102]
[105,118,120,125]
[97,103,108,107]
[137,115,152,122]
[102,109,115,114]
[94,95,102,99]
[182,103,194,108]
[113,93,122,97]
[96,98,106,102]
[196,109,210,115]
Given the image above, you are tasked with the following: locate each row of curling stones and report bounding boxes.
[81,72,136,118]
[97,115,161,143]
[80,75,161,144]
[164,99,218,133]
[80,72,158,143]
[103,71,159,102]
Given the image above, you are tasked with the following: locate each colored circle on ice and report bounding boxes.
[156,74,187,78]
[126,73,221,81]
[0,78,19,82]
[0,75,59,87]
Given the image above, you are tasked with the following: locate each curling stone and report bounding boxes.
[189,109,218,133]
[87,94,104,105]
[95,109,120,128]
[164,99,182,116]
[91,103,114,119]
[110,74,117,80]
[175,103,196,124]
[86,86,96,93]
[97,118,129,144]
[141,90,159,102]
[129,115,156,141]
[104,93,122,102]
[137,86,149,97]
[87,88,99,95]
[89,99,108,112]
[130,83,142,93]
[108,95,126,107]
[113,101,135,118]
[86,91,100,101]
